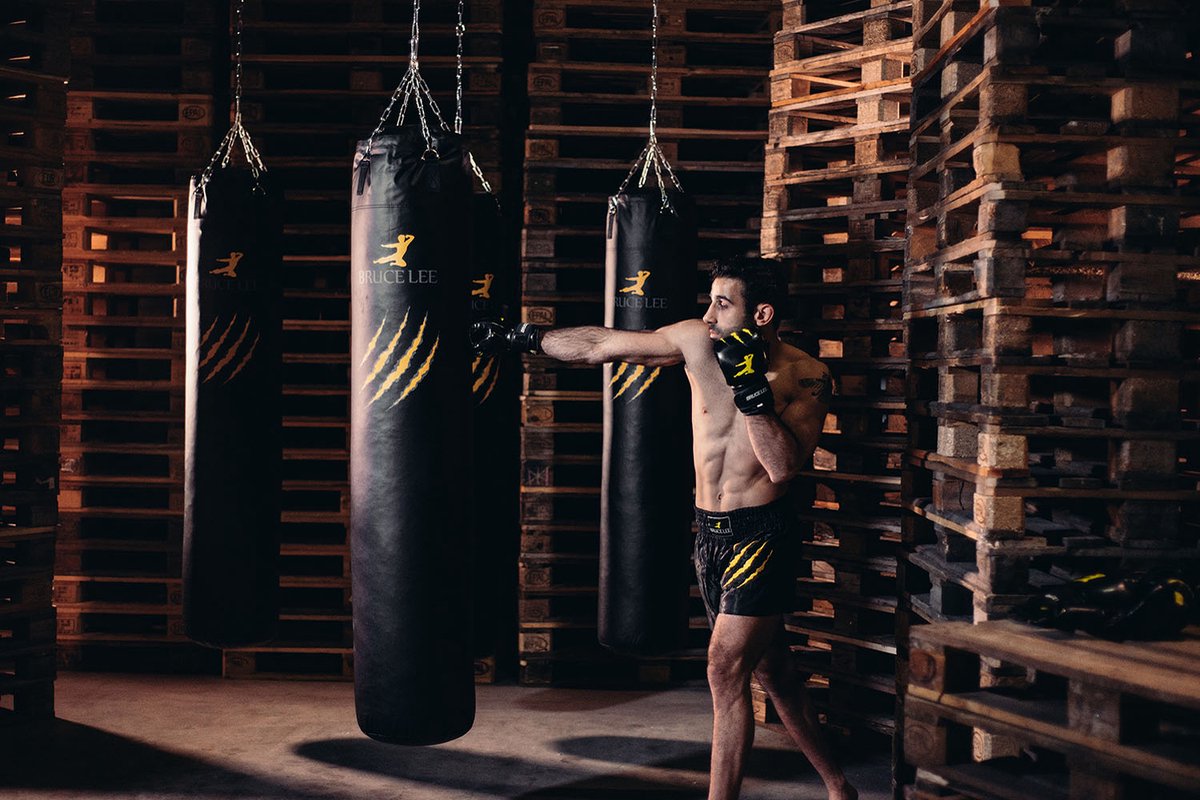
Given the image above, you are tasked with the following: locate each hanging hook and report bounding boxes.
[617,0,683,210]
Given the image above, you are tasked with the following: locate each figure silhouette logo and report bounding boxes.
[471,273,494,299]
[733,354,756,378]
[619,270,652,296]
[210,251,244,278]
[375,234,416,267]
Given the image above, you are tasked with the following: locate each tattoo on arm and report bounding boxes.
[798,371,833,405]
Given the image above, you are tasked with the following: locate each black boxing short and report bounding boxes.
[693,496,798,625]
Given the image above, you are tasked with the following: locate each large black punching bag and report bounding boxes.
[184,168,283,647]
[350,128,474,744]
[468,194,519,673]
[599,189,697,655]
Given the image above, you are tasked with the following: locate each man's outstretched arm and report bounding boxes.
[473,319,693,367]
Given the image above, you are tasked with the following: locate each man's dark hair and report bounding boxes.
[710,256,788,324]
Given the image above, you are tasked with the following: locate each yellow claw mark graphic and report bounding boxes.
[613,364,645,398]
[204,317,252,382]
[390,337,439,407]
[360,316,388,367]
[722,540,768,587]
[610,362,628,386]
[631,367,661,399]
[473,356,495,395]
[198,315,239,370]
[727,550,773,591]
[222,334,261,384]
[472,354,482,373]
[478,359,501,404]
[361,309,410,392]
[368,314,428,405]
[199,316,220,349]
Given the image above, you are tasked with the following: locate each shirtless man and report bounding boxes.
[473,256,856,800]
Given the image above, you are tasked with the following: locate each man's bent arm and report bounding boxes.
[541,325,686,367]
[744,414,804,484]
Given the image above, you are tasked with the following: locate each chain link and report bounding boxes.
[455,0,466,135]
[366,0,451,159]
[198,0,266,193]
[617,0,682,208]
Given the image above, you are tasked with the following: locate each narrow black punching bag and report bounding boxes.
[350,129,474,744]
[599,189,697,655]
[184,168,283,647]
[468,194,519,672]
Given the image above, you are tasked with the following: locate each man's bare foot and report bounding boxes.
[829,779,858,800]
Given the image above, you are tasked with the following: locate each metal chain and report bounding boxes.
[367,0,450,158]
[198,0,265,192]
[455,0,466,135]
[617,0,682,208]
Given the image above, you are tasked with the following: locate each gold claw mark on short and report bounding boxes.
[361,309,410,392]
[727,550,773,591]
[722,540,771,589]
[610,362,628,386]
[222,333,261,384]
[198,315,238,370]
[199,316,220,349]
[360,316,388,367]
[369,313,428,405]
[472,354,482,373]
[473,356,495,394]
[631,367,661,399]
[721,539,758,583]
[390,337,439,407]
[619,364,648,398]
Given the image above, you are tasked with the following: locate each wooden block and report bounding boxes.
[1111,85,1179,126]
[973,495,1024,534]
[938,314,980,354]
[1111,377,1179,429]
[1106,142,1175,188]
[977,433,1026,470]
[940,62,982,99]
[972,142,1022,181]
[1109,501,1180,545]
[939,369,978,403]
[1115,28,1188,75]
[974,254,1026,295]
[983,312,1031,355]
[1110,439,1176,484]
[940,11,975,47]
[1114,320,1180,363]
[938,423,979,459]
[983,13,1039,65]
[977,198,1028,234]
[1106,260,1176,305]
[1108,205,1179,245]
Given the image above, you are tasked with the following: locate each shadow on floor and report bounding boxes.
[296,736,706,799]
[0,719,326,798]
[553,735,815,780]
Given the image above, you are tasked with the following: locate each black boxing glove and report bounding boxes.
[713,327,773,416]
[470,319,544,356]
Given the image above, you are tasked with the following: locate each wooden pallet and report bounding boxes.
[904,619,1200,799]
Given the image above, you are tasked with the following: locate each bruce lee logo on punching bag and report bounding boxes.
[615,269,667,309]
[361,233,439,285]
[201,250,257,291]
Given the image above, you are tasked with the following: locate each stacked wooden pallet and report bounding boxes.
[0,0,69,725]
[56,0,218,673]
[759,0,913,739]
[900,0,1200,746]
[904,619,1200,799]
[221,0,506,681]
[519,0,778,685]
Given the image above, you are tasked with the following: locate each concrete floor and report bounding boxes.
[2,673,893,800]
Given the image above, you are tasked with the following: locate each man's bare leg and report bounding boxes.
[754,636,857,800]
[706,613,782,800]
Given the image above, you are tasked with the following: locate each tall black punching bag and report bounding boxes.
[468,194,519,672]
[599,189,697,655]
[350,128,474,744]
[184,168,283,647]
